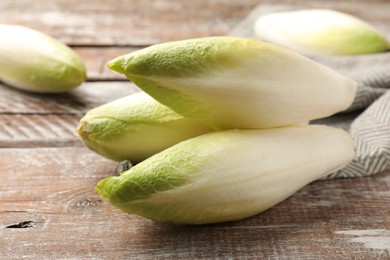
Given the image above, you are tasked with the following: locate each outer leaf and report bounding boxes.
[96,125,355,224]
[108,37,357,130]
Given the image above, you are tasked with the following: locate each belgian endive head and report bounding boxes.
[96,125,355,224]
[0,24,86,93]
[108,37,357,130]
[254,9,389,56]
[77,92,212,163]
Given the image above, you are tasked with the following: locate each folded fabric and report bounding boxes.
[229,5,390,178]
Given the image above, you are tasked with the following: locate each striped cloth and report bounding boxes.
[229,5,390,178]
[313,56,390,179]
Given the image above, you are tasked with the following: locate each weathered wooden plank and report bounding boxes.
[0,0,259,46]
[0,114,81,148]
[0,82,140,148]
[0,82,139,114]
[1,0,389,48]
[1,147,390,259]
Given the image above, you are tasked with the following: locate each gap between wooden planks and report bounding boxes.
[0,0,258,46]
[0,81,140,148]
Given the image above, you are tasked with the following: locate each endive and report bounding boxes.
[108,37,357,130]
[254,9,389,55]
[77,92,212,163]
[96,125,355,224]
[0,24,86,93]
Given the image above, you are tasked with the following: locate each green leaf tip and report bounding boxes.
[95,140,201,209]
[95,176,120,200]
[107,55,126,74]
[107,37,256,78]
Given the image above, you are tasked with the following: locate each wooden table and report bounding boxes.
[1,0,390,259]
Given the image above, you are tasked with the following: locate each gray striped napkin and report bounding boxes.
[229,5,390,178]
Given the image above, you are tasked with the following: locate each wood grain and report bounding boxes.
[0,82,140,148]
[1,147,390,259]
[1,0,389,48]
[0,82,139,114]
[0,114,81,148]
[0,0,259,46]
